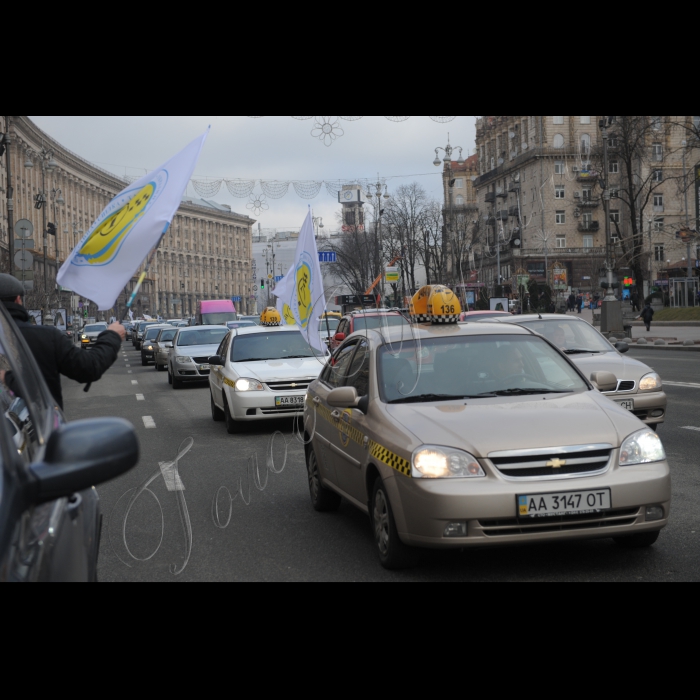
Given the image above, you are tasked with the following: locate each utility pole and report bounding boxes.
[2,118,15,275]
[682,141,692,283]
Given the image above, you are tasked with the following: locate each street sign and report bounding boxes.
[268,274,273,280]
[275,275,284,283]
[16,271,34,282]
[14,250,33,271]
[14,219,34,238]
[385,266,400,283]
[318,252,337,263]
[15,239,35,249]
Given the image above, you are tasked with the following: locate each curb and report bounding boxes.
[627,321,700,327]
[629,345,700,352]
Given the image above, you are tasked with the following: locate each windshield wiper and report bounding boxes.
[282,355,315,359]
[488,388,574,396]
[564,349,603,355]
[389,393,495,404]
[238,358,270,362]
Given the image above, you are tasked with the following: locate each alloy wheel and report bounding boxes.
[373,489,390,557]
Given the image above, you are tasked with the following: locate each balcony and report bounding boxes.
[578,221,600,232]
[484,192,496,203]
[508,205,521,218]
[496,210,509,220]
[576,172,599,183]
[579,198,601,208]
[496,189,508,199]
[508,182,521,193]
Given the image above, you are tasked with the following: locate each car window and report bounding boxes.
[84,325,106,333]
[177,329,229,347]
[377,335,588,403]
[337,320,349,336]
[217,333,232,359]
[345,340,370,396]
[144,328,165,341]
[231,332,314,362]
[352,315,408,332]
[322,342,358,389]
[519,320,612,353]
[157,329,177,342]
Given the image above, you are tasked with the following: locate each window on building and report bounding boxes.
[653,194,664,212]
[453,178,463,189]
[581,134,591,152]
[553,134,565,149]
[580,116,591,124]
[556,211,566,225]
[652,169,663,183]
[582,213,593,229]
[608,136,618,148]
[554,160,564,175]
[654,245,665,262]
[582,188,592,201]
[652,143,663,161]
[653,217,664,232]
[610,210,621,225]
[651,116,662,131]
[553,116,564,125]
[609,160,619,174]
[555,185,565,199]
[694,116,700,131]
[610,189,620,199]
[556,235,566,248]
[583,235,594,249]
[455,195,465,205]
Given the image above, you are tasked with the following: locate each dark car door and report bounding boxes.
[0,305,100,582]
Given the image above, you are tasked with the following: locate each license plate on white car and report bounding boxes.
[518,489,611,518]
[276,396,305,407]
[615,399,634,411]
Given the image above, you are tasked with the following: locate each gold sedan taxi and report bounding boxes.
[303,286,671,569]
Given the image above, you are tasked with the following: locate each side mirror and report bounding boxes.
[334,333,346,342]
[328,386,360,409]
[164,342,173,349]
[590,371,618,393]
[28,419,139,506]
[615,342,629,354]
[208,356,225,366]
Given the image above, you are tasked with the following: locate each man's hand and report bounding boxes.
[107,323,127,342]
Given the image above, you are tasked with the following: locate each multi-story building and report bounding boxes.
[0,115,255,320]
[471,116,700,300]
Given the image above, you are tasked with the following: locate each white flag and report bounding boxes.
[57,130,209,311]
[273,210,326,354]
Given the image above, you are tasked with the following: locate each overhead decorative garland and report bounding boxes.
[247,116,458,146]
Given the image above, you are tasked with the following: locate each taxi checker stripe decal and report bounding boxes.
[313,404,411,478]
[223,377,236,388]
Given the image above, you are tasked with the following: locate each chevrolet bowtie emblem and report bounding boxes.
[547,458,567,469]
[291,383,297,388]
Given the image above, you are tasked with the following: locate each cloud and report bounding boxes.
[29,116,477,230]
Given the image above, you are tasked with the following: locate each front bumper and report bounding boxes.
[389,457,671,549]
[605,390,667,426]
[174,362,210,381]
[226,387,306,421]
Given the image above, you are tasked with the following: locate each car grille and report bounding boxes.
[478,508,640,537]
[266,380,312,392]
[615,380,636,392]
[488,444,613,480]
[260,407,304,415]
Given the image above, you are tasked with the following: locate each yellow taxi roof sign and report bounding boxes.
[428,286,461,324]
[411,285,434,323]
[261,307,282,327]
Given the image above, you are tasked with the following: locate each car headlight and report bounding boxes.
[620,429,666,466]
[639,372,662,391]
[176,356,193,364]
[412,446,486,479]
[235,378,264,392]
[146,345,153,351]
[81,335,87,340]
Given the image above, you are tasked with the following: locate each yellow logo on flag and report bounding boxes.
[282,304,295,325]
[295,259,313,328]
[77,183,155,265]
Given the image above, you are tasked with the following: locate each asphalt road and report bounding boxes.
[61,343,700,582]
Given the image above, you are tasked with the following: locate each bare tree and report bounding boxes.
[591,116,682,293]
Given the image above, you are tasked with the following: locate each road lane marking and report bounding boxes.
[682,426,700,432]
[128,371,132,374]
[159,462,185,491]
[142,416,156,429]
[136,394,145,401]
[665,382,700,388]
[131,380,138,385]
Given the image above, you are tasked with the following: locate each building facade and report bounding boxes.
[1,115,255,320]
[470,116,700,300]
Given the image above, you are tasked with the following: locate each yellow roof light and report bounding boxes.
[428,286,461,324]
[410,285,434,323]
[261,307,282,327]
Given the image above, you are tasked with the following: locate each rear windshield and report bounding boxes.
[139,322,159,331]
[177,329,229,347]
[201,313,236,326]
[84,325,106,333]
[231,331,314,362]
[353,315,409,331]
[157,329,177,342]
[144,328,166,341]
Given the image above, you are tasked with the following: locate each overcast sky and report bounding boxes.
[29,116,477,231]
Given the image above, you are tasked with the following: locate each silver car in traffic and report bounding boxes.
[167,326,230,389]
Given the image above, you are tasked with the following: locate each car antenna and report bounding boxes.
[538,313,543,320]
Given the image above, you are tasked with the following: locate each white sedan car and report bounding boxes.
[209,325,326,433]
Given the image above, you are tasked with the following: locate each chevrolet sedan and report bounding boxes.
[485,315,667,429]
[167,326,230,389]
[303,323,671,569]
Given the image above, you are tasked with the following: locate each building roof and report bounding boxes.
[448,154,479,173]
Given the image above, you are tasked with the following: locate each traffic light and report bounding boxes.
[260,279,265,290]
[47,222,57,236]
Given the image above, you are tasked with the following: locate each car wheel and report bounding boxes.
[371,477,418,570]
[306,446,341,512]
[649,424,659,432]
[614,531,660,548]
[167,368,173,385]
[141,357,148,367]
[223,397,241,434]
[211,391,225,422]
[172,374,183,390]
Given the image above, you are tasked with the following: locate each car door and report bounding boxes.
[210,332,231,404]
[310,340,358,488]
[0,305,99,582]
[331,339,372,505]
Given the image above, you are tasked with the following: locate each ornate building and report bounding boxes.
[0,115,255,319]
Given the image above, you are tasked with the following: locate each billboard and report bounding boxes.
[553,267,568,290]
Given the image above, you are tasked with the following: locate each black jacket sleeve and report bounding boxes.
[55,330,121,384]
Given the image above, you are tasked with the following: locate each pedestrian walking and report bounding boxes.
[568,293,575,313]
[631,293,640,313]
[0,274,125,409]
[576,294,583,314]
[639,302,655,333]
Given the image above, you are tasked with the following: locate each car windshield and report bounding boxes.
[227,322,256,329]
[201,313,236,325]
[139,322,158,331]
[517,319,613,354]
[84,325,106,333]
[231,331,315,362]
[157,329,177,342]
[378,335,588,403]
[319,318,340,332]
[177,329,229,347]
[144,328,166,341]
[353,315,409,331]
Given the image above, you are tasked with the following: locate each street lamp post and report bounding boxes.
[50,187,65,306]
[682,140,693,283]
[433,137,465,286]
[24,146,58,313]
[1,122,15,274]
[366,178,390,302]
[63,222,84,325]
